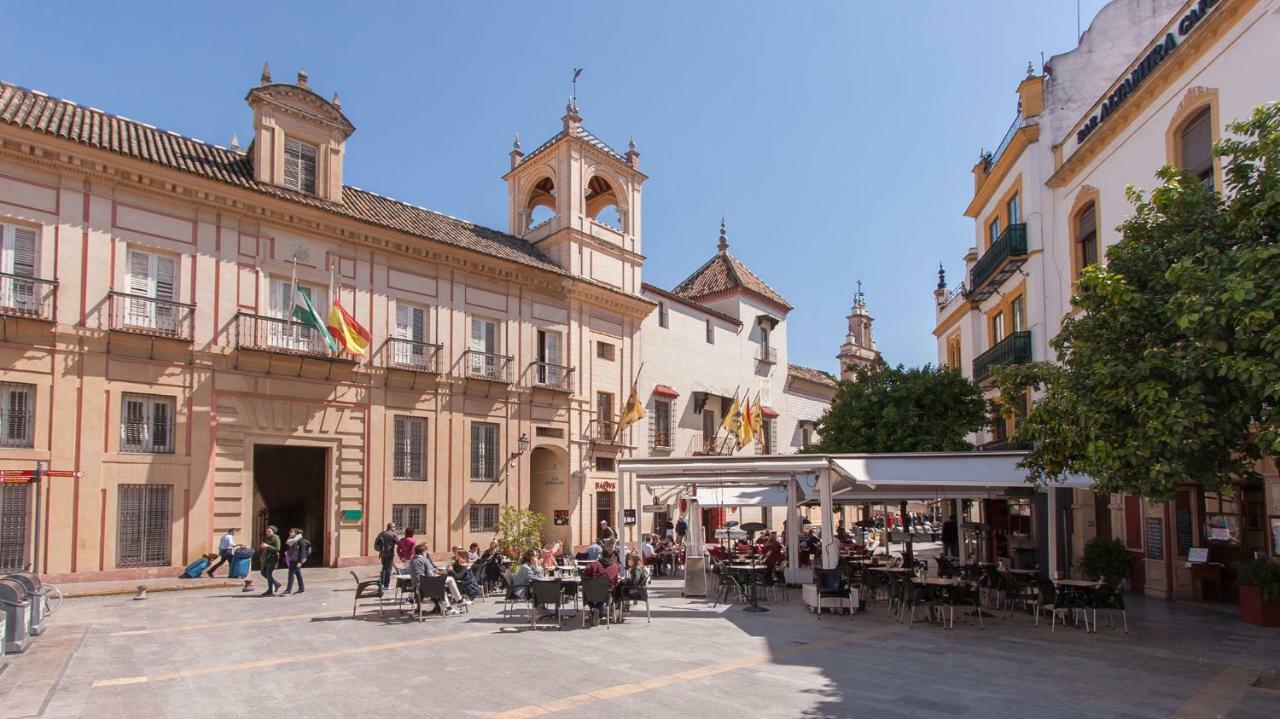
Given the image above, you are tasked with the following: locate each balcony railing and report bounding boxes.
[385,338,443,373]
[987,113,1023,169]
[463,350,513,383]
[978,439,1034,451]
[108,291,195,341]
[588,419,619,444]
[529,361,575,392]
[0,273,56,321]
[969,223,1027,300]
[233,312,342,358]
[972,330,1033,382]
[755,345,777,364]
[690,435,735,456]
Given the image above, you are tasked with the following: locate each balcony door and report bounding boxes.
[394,303,427,367]
[268,277,323,350]
[0,224,37,314]
[126,248,177,332]
[468,318,498,377]
[536,329,561,385]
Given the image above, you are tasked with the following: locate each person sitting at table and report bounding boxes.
[510,549,543,599]
[450,549,483,599]
[614,553,649,615]
[584,541,603,562]
[540,541,561,573]
[581,540,620,625]
[639,535,657,574]
[467,542,481,562]
[409,543,467,615]
[762,536,784,568]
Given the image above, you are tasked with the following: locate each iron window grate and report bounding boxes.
[117,484,172,568]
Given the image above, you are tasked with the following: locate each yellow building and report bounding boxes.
[0,67,652,581]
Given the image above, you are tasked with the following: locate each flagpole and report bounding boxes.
[610,361,645,443]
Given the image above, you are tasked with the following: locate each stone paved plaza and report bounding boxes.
[2,575,1279,718]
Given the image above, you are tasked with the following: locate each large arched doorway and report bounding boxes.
[529,446,571,546]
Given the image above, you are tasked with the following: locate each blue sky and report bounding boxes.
[2,1,1109,372]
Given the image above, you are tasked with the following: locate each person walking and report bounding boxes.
[598,520,616,544]
[675,515,688,543]
[206,528,237,577]
[258,525,282,596]
[374,522,399,590]
[283,527,311,596]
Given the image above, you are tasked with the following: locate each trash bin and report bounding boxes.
[7,572,47,635]
[0,578,32,654]
[230,547,254,579]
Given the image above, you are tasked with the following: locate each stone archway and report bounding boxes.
[529,446,570,546]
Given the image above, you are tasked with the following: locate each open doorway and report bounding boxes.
[253,445,327,567]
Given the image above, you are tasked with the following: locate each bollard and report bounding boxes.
[133,586,148,601]
[241,579,254,593]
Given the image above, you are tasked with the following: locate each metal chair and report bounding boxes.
[1090,578,1128,634]
[1035,578,1090,632]
[500,572,532,622]
[350,570,385,619]
[415,575,448,621]
[530,579,565,630]
[580,576,612,629]
[812,567,851,620]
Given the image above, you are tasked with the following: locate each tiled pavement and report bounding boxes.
[2,575,1278,718]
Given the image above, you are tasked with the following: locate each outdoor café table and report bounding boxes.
[913,577,971,587]
[725,563,770,613]
[392,573,413,609]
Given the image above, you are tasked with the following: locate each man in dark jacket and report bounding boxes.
[374,522,399,589]
[283,527,311,596]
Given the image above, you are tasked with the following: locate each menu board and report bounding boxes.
[1176,506,1193,557]
[1145,517,1165,560]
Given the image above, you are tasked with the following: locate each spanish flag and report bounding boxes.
[619,381,646,427]
[327,298,371,357]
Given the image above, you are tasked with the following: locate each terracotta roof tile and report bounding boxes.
[672,249,792,310]
[0,83,565,276]
[788,363,837,388]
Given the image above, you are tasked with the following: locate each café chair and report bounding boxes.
[530,579,565,630]
[350,570,385,619]
[500,572,532,623]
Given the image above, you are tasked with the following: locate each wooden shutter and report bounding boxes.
[284,138,302,191]
[3,383,32,446]
[150,398,171,453]
[10,227,36,278]
[122,395,147,451]
[299,143,317,194]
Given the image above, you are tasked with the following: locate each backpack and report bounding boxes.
[375,532,396,558]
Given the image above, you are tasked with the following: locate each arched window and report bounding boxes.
[585,175,623,230]
[526,176,556,228]
[1074,201,1098,274]
[1178,106,1214,191]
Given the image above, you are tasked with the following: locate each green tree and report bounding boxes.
[495,506,545,559]
[996,103,1280,500]
[809,360,988,453]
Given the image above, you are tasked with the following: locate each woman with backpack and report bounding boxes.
[283,527,311,595]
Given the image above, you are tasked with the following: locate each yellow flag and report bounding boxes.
[619,381,646,427]
[749,394,764,445]
[736,395,755,448]
[721,392,742,435]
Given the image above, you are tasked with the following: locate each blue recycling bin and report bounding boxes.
[229,548,254,579]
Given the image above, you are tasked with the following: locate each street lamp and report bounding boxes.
[512,433,530,458]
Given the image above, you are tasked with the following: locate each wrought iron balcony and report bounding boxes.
[108,291,195,341]
[587,419,620,444]
[689,435,735,456]
[385,338,443,373]
[969,223,1027,301]
[232,312,342,358]
[755,345,777,364]
[529,361,575,392]
[972,330,1032,382]
[0,273,57,322]
[978,439,1034,451]
[463,350,513,383]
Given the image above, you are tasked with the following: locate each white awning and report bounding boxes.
[829,454,1092,498]
[694,484,812,507]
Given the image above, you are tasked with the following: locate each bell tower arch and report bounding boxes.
[504,100,646,293]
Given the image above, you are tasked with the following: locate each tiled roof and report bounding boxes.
[788,363,837,388]
[518,125,625,168]
[640,282,742,326]
[672,249,793,310]
[0,82,566,276]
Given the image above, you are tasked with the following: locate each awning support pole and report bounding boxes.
[819,466,837,569]
[956,499,967,565]
[1047,489,1059,579]
[786,474,800,572]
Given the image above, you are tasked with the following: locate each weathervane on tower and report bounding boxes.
[570,68,583,112]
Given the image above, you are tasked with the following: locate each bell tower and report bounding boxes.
[503,98,646,293]
[838,281,879,380]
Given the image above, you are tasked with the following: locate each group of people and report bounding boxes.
[374,522,491,615]
[204,526,312,597]
[509,532,649,626]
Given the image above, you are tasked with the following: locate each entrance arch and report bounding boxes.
[529,445,570,546]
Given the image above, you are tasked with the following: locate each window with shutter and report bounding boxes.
[1,225,38,314]
[283,138,318,195]
[469,318,498,377]
[117,484,172,567]
[651,398,672,449]
[0,382,34,448]
[392,504,427,534]
[120,393,175,453]
[394,303,427,367]
[470,422,498,481]
[1179,107,1214,190]
[125,248,180,332]
[0,483,30,571]
[393,415,426,481]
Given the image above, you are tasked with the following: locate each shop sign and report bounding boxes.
[594,480,617,491]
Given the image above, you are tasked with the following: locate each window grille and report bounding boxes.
[392,504,427,534]
[120,393,175,453]
[117,484,172,567]
[0,483,30,571]
[393,415,427,480]
[650,398,673,449]
[469,503,498,532]
[0,382,34,448]
[470,423,499,481]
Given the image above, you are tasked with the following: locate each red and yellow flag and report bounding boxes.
[737,394,755,449]
[327,300,371,357]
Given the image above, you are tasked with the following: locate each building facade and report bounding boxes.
[0,69,653,580]
[932,0,1280,596]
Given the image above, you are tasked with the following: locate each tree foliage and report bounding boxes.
[495,506,545,559]
[809,360,988,453]
[996,103,1280,500]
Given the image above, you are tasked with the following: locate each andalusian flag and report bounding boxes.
[291,269,338,352]
[721,391,742,435]
[619,381,646,427]
[749,394,765,445]
[328,300,371,357]
[736,394,755,449]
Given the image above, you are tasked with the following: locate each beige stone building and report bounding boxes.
[0,67,653,580]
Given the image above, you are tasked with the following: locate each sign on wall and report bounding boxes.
[1145,517,1165,561]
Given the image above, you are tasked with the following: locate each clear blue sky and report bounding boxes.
[2,1,1109,372]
